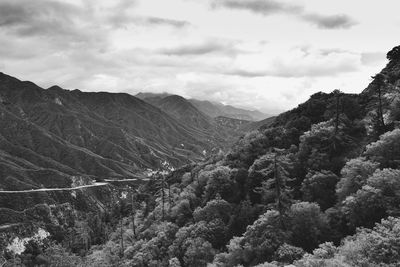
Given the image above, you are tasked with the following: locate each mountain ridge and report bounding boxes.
[136,92,269,121]
[0,73,229,189]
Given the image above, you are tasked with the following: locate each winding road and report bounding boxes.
[0,178,150,194]
[0,178,151,230]
[0,182,109,194]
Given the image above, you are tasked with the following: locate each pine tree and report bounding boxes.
[155,172,169,221]
[255,148,294,228]
[372,74,386,137]
[333,89,343,135]
[130,187,138,238]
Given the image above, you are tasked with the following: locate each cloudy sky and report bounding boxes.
[0,0,399,114]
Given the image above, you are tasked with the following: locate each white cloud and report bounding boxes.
[0,0,398,114]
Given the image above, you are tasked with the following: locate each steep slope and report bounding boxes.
[0,73,222,189]
[100,46,400,267]
[138,93,256,150]
[240,115,276,132]
[214,116,252,133]
[153,95,214,130]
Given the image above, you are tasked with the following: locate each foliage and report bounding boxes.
[336,157,379,202]
[340,217,400,266]
[7,74,400,267]
[182,237,214,267]
[296,217,400,267]
[274,243,305,263]
[193,196,232,224]
[366,128,400,168]
[343,168,400,230]
[301,170,338,210]
[218,210,289,266]
[288,202,329,251]
[298,121,352,173]
[44,244,83,267]
[250,151,294,212]
[203,166,236,202]
[387,45,400,61]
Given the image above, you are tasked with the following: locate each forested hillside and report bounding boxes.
[2,45,400,266]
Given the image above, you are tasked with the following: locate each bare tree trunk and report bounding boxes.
[120,218,124,257]
[161,176,165,221]
[378,86,385,130]
[131,193,136,238]
[274,153,285,229]
[168,183,172,212]
[335,93,340,134]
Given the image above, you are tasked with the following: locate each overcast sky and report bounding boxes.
[0,0,399,114]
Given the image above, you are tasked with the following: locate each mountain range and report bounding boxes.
[136,92,269,121]
[0,73,273,191]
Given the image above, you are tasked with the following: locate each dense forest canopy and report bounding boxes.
[2,45,400,266]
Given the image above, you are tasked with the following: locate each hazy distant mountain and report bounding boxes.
[137,93,255,145]
[135,92,171,103]
[189,99,268,121]
[136,93,269,121]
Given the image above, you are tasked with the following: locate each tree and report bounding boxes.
[340,217,400,266]
[340,95,362,121]
[301,171,338,210]
[169,221,219,264]
[225,127,290,169]
[274,243,305,264]
[154,172,171,221]
[371,73,388,137]
[214,210,289,266]
[44,243,83,267]
[387,45,400,61]
[366,128,400,168]
[342,169,400,229]
[170,199,193,227]
[253,150,294,228]
[169,257,182,267]
[228,199,257,236]
[342,185,387,230]
[389,99,400,122]
[125,222,179,266]
[330,89,343,134]
[129,188,138,238]
[288,202,329,252]
[294,242,343,267]
[285,116,312,133]
[336,157,379,202]
[250,150,294,203]
[298,121,353,173]
[203,166,235,202]
[71,221,92,254]
[193,196,232,224]
[183,237,215,267]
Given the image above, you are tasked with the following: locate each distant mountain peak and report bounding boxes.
[135,92,171,99]
[137,92,269,121]
[47,85,64,91]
